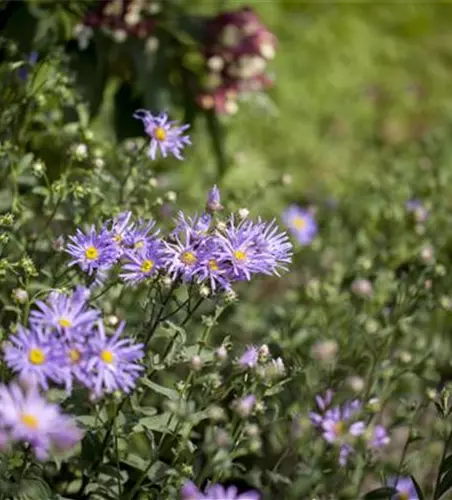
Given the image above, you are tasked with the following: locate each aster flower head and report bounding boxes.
[172,211,212,241]
[66,225,117,275]
[105,211,134,256]
[30,286,99,338]
[206,185,223,212]
[215,216,275,280]
[405,199,429,223]
[124,217,159,252]
[59,339,91,393]
[3,326,63,390]
[120,240,164,285]
[86,321,144,398]
[133,109,191,160]
[235,394,256,417]
[237,345,259,368]
[388,477,419,500]
[282,205,317,245]
[251,218,292,274]
[0,381,82,460]
[369,424,390,448]
[180,481,260,500]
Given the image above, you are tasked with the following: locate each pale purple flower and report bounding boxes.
[124,218,159,252]
[369,424,390,448]
[30,286,98,337]
[86,321,144,397]
[172,212,212,241]
[3,326,62,390]
[388,476,418,500]
[120,241,164,285]
[59,339,92,393]
[180,481,260,500]
[105,211,134,256]
[237,346,259,368]
[0,382,81,460]
[406,199,429,222]
[161,231,202,282]
[66,226,117,275]
[235,394,256,417]
[134,109,191,160]
[282,205,317,245]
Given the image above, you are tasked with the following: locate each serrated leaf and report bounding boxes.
[363,487,398,499]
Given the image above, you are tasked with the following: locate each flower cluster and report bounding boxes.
[4,287,144,398]
[198,6,277,115]
[65,187,292,293]
[0,381,81,460]
[236,344,285,379]
[181,480,260,500]
[310,391,390,465]
[79,0,160,47]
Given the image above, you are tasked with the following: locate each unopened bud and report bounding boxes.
[106,315,119,327]
[12,288,28,304]
[347,376,365,392]
[351,278,373,298]
[199,285,210,298]
[311,340,338,362]
[215,345,228,361]
[190,355,202,371]
[238,208,249,220]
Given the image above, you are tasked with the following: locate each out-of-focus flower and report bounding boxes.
[387,476,419,500]
[237,345,259,368]
[181,480,260,500]
[206,185,223,212]
[282,205,317,245]
[405,199,429,223]
[0,381,81,460]
[235,394,256,417]
[351,278,373,298]
[133,109,191,160]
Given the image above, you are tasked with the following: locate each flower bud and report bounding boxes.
[258,344,270,361]
[351,278,373,298]
[199,285,210,298]
[215,345,228,361]
[235,394,256,418]
[346,376,365,392]
[238,208,250,220]
[12,288,28,304]
[190,355,202,371]
[311,340,338,362]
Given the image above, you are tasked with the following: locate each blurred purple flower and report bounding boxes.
[180,480,260,500]
[237,345,259,368]
[282,205,317,245]
[405,199,429,223]
[134,109,191,160]
[0,381,81,460]
[387,476,419,500]
[206,185,223,212]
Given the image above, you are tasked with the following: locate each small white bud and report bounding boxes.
[311,340,338,362]
[106,315,119,327]
[258,344,270,361]
[73,143,88,160]
[199,285,210,298]
[346,376,365,392]
[191,355,202,371]
[207,56,224,72]
[165,190,177,202]
[12,288,28,304]
[238,208,250,220]
[215,345,228,361]
[351,278,373,298]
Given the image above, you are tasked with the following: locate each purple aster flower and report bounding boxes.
[104,211,134,257]
[369,424,390,448]
[3,326,63,390]
[161,226,203,282]
[120,241,164,285]
[193,242,231,292]
[86,321,144,398]
[30,286,99,338]
[405,199,429,223]
[388,476,419,500]
[282,205,317,245]
[206,185,223,212]
[124,218,159,252]
[66,226,117,275]
[0,381,82,460]
[180,481,260,500]
[251,218,292,274]
[237,345,259,368]
[133,109,191,160]
[172,212,212,241]
[215,217,274,280]
[59,339,92,393]
[204,484,260,500]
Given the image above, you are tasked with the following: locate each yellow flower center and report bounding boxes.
[114,234,122,242]
[134,240,145,249]
[181,251,197,266]
[69,348,81,363]
[28,348,45,365]
[333,421,345,436]
[140,259,154,273]
[209,259,219,271]
[101,350,114,364]
[292,216,306,230]
[154,126,167,141]
[85,246,99,260]
[398,492,409,500]
[59,318,72,328]
[21,413,39,429]
[234,250,247,261]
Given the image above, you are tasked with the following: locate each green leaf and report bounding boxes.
[141,378,179,401]
[440,455,452,478]
[15,477,51,500]
[363,487,398,499]
[137,412,179,435]
[437,468,452,499]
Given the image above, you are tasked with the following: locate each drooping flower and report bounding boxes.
[0,382,82,460]
[120,241,164,285]
[133,109,191,160]
[387,476,419,500]
[30,286,98,337]
[86,321,144,397]
[206,185,223,212]
[66,226,117,275]
[180,480,260,500]
[282,205,317,245]
[3,326,63,390]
